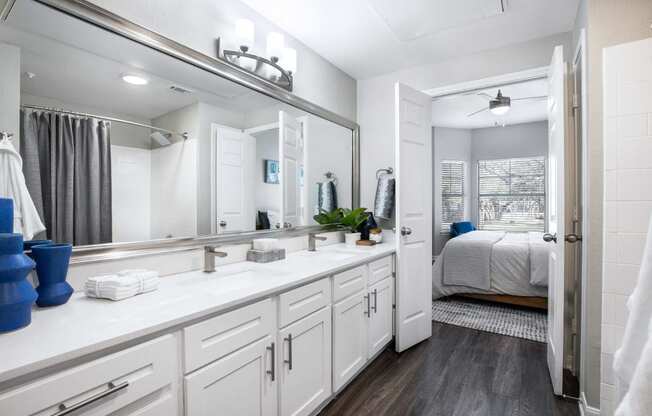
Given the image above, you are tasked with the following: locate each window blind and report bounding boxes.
[478,157,545,232]
[441,161,465,233]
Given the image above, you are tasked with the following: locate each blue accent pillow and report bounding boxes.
[450,221,475,237]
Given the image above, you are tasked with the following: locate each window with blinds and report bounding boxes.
[478,157,546,232]
[441,161,465,233]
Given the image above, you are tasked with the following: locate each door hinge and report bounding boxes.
[572,94,580,110]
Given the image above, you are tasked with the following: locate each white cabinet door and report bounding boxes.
[368,277,394,357]
[185,336,277,416]
[332,291,368,392]
[279,307,331,416]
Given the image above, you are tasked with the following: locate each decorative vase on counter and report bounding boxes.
[31,243,73,307]
[0,198,13,233]
[0,233,37,332]
[24,239,52,254]
[344,232,361,246]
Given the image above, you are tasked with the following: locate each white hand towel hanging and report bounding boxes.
[614,214,652,411]
[0,136,45,239]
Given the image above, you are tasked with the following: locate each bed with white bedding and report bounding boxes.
[432,230,550,300]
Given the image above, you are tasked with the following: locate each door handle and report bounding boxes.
[565,233,582,243]
[284,334,293,370]
[400,226,412,236]
[363,293,370,317]
[51,381,129,416]
[219,220,227,227]
[266,342,275,381]
[543,233,557,243]
[372,289,378,313]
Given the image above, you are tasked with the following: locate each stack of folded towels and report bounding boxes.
[84,269,160,301]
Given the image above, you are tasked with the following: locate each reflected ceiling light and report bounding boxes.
[121,74,148,85]
[217,24,295,91]
[235,19,255,52]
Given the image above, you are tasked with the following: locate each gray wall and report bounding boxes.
[0,44,20,147]
[469,121,548,226]
[432,127,471,255]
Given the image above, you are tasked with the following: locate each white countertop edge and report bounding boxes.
[0,244,395,385]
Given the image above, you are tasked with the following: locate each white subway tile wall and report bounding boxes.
[601,37,652,415]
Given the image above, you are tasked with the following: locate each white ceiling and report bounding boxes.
[431,78,548,129]
[239,0,580,79]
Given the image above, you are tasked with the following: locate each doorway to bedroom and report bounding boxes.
[426,50,585,400]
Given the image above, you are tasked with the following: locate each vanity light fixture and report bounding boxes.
[121,74,148,85]
[217,21,296,91]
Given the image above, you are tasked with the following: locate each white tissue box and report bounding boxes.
[253,238,280,251]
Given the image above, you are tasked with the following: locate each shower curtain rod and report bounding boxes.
[21,104,189,139]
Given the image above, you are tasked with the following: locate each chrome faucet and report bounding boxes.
[204,245,228,272]
[308,233,327,252]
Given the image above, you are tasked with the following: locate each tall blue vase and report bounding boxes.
[0,198,13,233]
[0,233,37,332]
[32,244,73,307]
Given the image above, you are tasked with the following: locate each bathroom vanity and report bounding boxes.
[0,244,395,415]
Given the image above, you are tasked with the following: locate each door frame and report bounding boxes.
[572,28,590,406]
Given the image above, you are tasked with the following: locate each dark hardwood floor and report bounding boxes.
[320,322,579,416]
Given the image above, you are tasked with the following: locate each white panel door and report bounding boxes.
[279,111,304,229]
[212,124,255,234]
[368,277,393,357]
[394,83,433,352]
[332,291,368,392]
[185,335,277,416]
[546,45,567,395]
[279,307,331,416]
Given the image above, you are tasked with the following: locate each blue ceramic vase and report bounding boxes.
[24,240,52,256]
[0,233,37,332]
[31,243,73,307]
[0,198,13,233]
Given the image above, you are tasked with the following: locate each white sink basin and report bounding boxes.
[295,250,358,262]
[178,266,288,291]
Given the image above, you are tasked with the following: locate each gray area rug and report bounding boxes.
[431,297,547,343]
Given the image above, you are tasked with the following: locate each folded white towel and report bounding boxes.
[85,270,160,301]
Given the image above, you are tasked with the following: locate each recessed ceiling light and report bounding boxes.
[121,74,148,85]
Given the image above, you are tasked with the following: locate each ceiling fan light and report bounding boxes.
[490,104,510,116]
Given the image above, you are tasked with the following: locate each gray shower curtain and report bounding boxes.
[20,110,112,245]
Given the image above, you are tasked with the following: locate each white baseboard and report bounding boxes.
[579,392,601,416]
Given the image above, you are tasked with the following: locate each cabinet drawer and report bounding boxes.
[0,335,177,416]
[332,266,367,302]
[278,278,331,328]
[184,298,275,373]
[368,255,393,286]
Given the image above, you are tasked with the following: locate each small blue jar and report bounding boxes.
[32,243,73,307]
[0,233,37,332]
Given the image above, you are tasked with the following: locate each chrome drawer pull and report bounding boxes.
[53,381,129,416]
[372,289,378,313]
[267,342,276,381]
[364,294,370,317]
[284,334,293,370]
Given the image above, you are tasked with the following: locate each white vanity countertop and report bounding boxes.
[0,243,395,384]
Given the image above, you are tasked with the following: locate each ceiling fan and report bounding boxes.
[467,89,547,117]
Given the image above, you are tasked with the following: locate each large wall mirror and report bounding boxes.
[0,0,357,251]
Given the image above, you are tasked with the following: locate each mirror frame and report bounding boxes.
[1,0,360,263]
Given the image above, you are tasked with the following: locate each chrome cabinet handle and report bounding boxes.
[52,381,129,416]
[543,233,557,243]
[372,289,378,313]
[219,220,227,227]
[266,342,275,381]
[284,334,293,370]
[364,294,370,317]
[400,226,412,236]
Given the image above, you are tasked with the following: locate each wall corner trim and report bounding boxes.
[579,392,601,416]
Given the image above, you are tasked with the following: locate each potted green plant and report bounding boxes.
[340,208,368,246]
[313,208,344,230]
